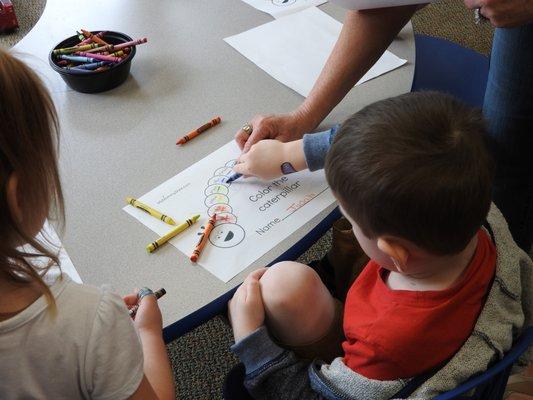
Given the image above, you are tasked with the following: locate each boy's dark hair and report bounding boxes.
[325,92,493,255]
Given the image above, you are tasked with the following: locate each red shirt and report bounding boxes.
[342,229,496,380]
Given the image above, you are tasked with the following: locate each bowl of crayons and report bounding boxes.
[49,29,147,93]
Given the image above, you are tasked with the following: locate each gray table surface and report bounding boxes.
[14,0,415,326]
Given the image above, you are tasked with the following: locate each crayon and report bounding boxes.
[95,66,110,72]
[84,37,148,54]
[190,214,216,262]
[100,50,128,57]
[76,31,85,42]
[176,116,221,145]
[147,214,200,253]
[63,68,94,74]
[109,50,128,57]
[81,29,110,46]
[126,197,176,225]
[71,61,109,70]
[60,55,98,63]
[78,31,107,46]
[77,51,121,63]
[225,173,242,184]
[53,43,101,55]
[129,288,166,317]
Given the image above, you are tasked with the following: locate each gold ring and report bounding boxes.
[242,123,253,135]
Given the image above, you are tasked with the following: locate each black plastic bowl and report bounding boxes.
[49,31,137,93]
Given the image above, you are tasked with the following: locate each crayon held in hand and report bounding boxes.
[147,214,200,253]
[176,116,221,145]
[190,214,217,262]
[126,197,176,225]
[129,288,166,317]
[225,173,242,184]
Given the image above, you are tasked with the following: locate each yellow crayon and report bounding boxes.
[126,197,176,225]
[146,214,200,253]
[53,43,101,55]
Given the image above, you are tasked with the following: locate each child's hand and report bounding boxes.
[124,290,163,335]
[233,139,306,180]
[228,268,268,342]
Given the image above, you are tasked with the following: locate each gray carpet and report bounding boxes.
[0,0,46,48]
[0,2,495,399]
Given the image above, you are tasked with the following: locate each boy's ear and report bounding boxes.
[377,237,409,272]
[6,172,23,223]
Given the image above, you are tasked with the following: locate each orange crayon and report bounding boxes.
[190,214,216,262]
[176,116,221,145]
[81,29,110,46]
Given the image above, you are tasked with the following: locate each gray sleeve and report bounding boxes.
[302,124,340,171]
[231,326,325,400]
[84,290,144,400]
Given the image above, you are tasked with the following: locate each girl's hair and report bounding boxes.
[0,48,64,311]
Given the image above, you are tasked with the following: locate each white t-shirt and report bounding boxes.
[0,275,144,399]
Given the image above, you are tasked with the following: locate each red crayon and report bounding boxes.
[177,116,221,145]
[190,214,216,262]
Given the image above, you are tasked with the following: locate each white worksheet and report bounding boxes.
[124,141,336,282]
[240,0,327,18]
[224,7,407,97]
[331,0,437,10]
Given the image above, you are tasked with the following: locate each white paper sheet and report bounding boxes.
[124,141,336,283]
[240,0,327,18]
[331,0,437,10]
[224,7,407,97]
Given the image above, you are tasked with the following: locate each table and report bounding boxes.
[14,0,415,336]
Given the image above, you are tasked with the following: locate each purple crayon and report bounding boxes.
[77,52,121,63]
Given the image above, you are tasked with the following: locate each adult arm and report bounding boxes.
[236,6,418,152]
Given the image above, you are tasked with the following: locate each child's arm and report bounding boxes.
[228,270,325,399]
[233,139,307,181]
[232,125,339,180]
[124,293,175,400]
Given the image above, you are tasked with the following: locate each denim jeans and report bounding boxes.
[483,23,533,252]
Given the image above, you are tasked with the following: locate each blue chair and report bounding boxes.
[411,34,489,107]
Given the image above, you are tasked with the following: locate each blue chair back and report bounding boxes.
[411,34,489,107]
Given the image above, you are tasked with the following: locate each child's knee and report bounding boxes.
[260,261,328,316]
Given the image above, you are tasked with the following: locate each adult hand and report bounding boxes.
[464,0,533,27]
[124,290,163,335]
[228,268,268,342]
[235,112,312,154]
